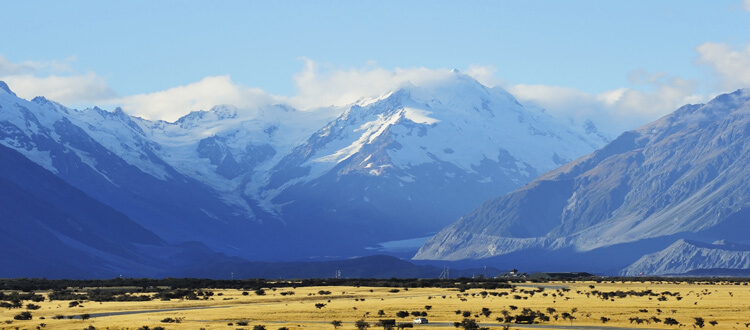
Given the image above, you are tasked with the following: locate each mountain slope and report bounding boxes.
[0,85,275,257]
[415,89,750,273]
[620,239,750,276]
[258,73,608,256]
[0,143,230,278]
[0,76,607,262]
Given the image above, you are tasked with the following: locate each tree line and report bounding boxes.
[0,277,516,292]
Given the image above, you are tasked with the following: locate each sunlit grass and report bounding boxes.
[2,281,749,329]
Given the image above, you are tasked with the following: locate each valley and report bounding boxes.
[2,278,749,330]
[2,78,750,278]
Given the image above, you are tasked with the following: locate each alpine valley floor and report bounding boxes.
[3,281,750,330]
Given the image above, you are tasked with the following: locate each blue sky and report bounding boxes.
[2,1,750,133]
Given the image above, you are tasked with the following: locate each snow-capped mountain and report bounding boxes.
[0,74,608,261]
[415,89,750,274]
[259,73,609,255]
[134,103,342,220]
[0,82,267,257]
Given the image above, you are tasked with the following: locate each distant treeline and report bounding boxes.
[2,276,748,292]
[0,277,516,292]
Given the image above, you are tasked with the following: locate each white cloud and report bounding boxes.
[2,73,116,105]
[507,71,705,133]
[0,56,282,122]
[288,58,471,109]
[744,0,750,11]
[0,55,112,105]
[287,60,706,134]
[0,55,712,134]
[110,75,280,122]
[0,56,36,75]
[283,60,702,134]
[288,59,512,110]
[464,64,502,87]
[0,55,75,76]
[696,42,750,90]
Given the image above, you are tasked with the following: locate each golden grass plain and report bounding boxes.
[3,281,750,330]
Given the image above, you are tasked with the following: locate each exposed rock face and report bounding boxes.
[415,90,750,274]
[621,239,750,276]
[0,75,607,261]
[261,75,607,253]
[0,90,268,257]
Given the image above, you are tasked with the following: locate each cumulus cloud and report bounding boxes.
[696,42,750,90]
[288,58,475,109]
[0,55,713,133]
[464,64,503,87]
[106,60,525,121]
[0,55,283,122]
[106,60,506,121]
[507,71,706,133]
[0,55,113,105]
[284,59,703,134]
[287,60,707,134]
[110,76,280,122]
[2,73,116,105]
[289,59,396,108]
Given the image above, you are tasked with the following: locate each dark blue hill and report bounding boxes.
[0,144,230,278]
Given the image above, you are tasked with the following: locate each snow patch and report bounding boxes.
[0,143,57,173]
[402,107,439,125]
[64,143,117,185]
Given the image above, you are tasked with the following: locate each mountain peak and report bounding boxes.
[0,73,610,264]
[667,89,748,123]
[0,81,16,97]
[210,105,239,120]
[31,96,50,104]
[708,88,749,107]
[390,71,521,112]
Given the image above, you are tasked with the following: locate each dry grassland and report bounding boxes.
[3,281,750,330]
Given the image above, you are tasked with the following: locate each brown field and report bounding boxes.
[3,280,750,330]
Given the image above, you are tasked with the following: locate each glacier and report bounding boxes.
[0,73,609,260]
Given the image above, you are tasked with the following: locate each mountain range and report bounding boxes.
[5,74,749,278]
[414,89,750,275]
[0,74,608,277]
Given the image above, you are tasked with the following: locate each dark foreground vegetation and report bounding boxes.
[0,277,520,291]
[2,276,748,330]
[2,275,749,297]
